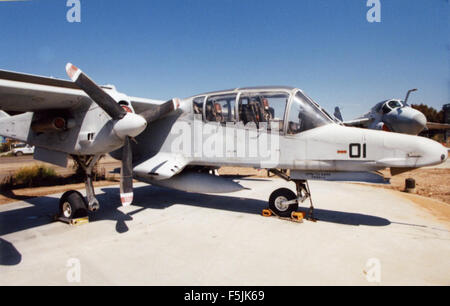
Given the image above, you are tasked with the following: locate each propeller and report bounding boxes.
[65,63,180,206]
[66,63,126,120]
[120,136,133,206]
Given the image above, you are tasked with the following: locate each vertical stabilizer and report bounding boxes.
[334,107,343,122]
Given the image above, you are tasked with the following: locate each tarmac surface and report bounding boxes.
[0,178,449,285]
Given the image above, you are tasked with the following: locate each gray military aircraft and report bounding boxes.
[0,65,447,219]
[334,89,450,135]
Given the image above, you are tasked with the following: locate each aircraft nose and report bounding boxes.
[440,147,448,163]
[411,112,427,135]
[418,138,448,167]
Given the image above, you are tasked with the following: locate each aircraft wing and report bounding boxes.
[0,69,163,114]
[0,69,93,112]
[426,122,450,130]
[129,96,166,115]
[341,118,371,127]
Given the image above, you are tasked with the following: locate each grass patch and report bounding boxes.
[1,165,63,189]
[0,164,107,191]
[0,152,14,157]
[14,165,58,186]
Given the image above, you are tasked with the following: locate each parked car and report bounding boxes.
[11,143,34,156]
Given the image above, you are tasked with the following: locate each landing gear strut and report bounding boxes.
[57,155,101,219]
[268,169,316,221]
[73,155,101,212]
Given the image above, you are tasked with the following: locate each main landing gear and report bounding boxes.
[267,169,316,221]
[58,155,101,219]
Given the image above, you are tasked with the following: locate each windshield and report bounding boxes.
[287,91,333,134]
[388,100,402,109]
[382,100,403,114]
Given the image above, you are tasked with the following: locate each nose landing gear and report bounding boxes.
[268,169,317,222]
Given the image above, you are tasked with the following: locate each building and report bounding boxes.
[444,104,450,142]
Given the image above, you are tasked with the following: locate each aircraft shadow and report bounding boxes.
[0,238,22,266]
[297,207,391,227]
[0,195,60,236]
[0,184,391,240]
[97,185,391,228]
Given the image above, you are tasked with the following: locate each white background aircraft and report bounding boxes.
[335,89,450,135]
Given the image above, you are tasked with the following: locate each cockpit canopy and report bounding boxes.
[377,99,404,115]
[191,87,333,134]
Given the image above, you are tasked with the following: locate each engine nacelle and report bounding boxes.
[31,117,75,133]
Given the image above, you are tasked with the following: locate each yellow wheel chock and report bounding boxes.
[262,209,273,217]
[291,211,305,222]
[262,209,305,223]
[55,215,89,226]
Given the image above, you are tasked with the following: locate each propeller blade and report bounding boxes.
[120,136,133,206]
[140,98,180,123]
[66,63,126,120]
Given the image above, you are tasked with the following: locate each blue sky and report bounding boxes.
[0,0,448,118]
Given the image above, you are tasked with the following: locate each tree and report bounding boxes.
[411,104,444,123]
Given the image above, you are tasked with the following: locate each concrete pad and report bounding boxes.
[0,179,449,285]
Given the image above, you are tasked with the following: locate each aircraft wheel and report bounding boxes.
[269,188,298,217]
[59,190,88,219]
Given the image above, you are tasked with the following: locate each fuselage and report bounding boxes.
[132,87,447,173]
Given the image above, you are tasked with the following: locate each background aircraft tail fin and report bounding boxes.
[334,107,343,122]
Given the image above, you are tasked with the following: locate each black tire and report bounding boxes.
[15,152,23,157]
[269,188,298,217]
[59,190,88,219]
